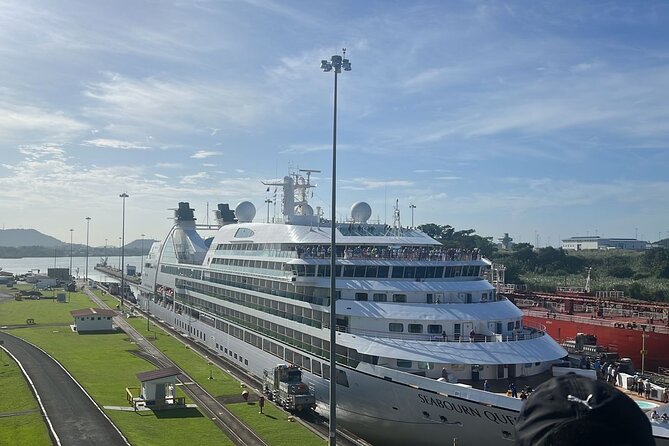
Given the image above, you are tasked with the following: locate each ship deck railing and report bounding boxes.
[296,245,482,263]
[338,323,546,343]
[523,308,669,335]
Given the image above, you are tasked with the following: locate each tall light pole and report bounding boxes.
[69,228,74,279]
[264,198,273,223]
[140,233,146,277]
[409,203,416,228]
[120,192,129,310]
[104,238,108,265]
[85,217,91,283]
[118,237,122,270]
[321,48,351,446]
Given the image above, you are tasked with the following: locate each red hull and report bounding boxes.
[525,312,669,372]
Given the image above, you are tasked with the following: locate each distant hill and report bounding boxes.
[0,229,65,247]
[125,238,158,251]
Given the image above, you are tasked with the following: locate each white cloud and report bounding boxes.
[191,150,220,159]
[341,178,414,191]
[154,173,168,179]
[180,172,209,184]
[156,163,181,168]
[83,139,151,150]
[0,103,87,143]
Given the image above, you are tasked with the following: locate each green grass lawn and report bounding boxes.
[0,352,52,446]
[0,289,93,325]
[227,402,324,446]
[125,318,324,446]
[1,290,324,445]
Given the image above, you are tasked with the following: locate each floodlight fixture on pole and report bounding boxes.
[409,204,416,228]
[69,229,74,279]
[85,217,91,283]
[321,48,351,446]
[120,192,129,310]
[264,198,273,223]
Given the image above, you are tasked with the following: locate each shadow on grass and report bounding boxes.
[136,407,204,419]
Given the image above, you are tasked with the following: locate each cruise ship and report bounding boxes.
[136,170,572,445]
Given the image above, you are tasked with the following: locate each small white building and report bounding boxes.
[136,367,181,406]
[70,308,115,332]
[561,236,646,251]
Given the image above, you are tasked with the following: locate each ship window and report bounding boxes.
[397,360,412,368]
[305,265,316,277]
[507,322,514,331]
[234,228,255,238]
[373,293,387,302]
[389,323,404,332]
[408,324,423,333]
[403,267,415,278]
[354,266,366,277]
[417,362,433,370]
[377,266,389,278]
[343,266,355,277]
[515,321,520,329]
[365,266,378,277]
[391,267,404,278]
[355,292,368,301]
[392,294,407,303]
[415,267,426,278]
[428,324,443,334]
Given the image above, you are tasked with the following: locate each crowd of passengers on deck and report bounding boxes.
[296,245,482,262]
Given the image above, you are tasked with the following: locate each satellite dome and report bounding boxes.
[235,201,256,223]
[350,201,372,223]
[295,203,314,216]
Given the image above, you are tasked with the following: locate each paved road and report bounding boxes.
[0,331,128,446]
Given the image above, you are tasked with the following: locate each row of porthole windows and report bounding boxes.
[389,323,444,334]
[388,320,521,334]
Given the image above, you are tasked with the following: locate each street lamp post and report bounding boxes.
[264,198,273,223]
[321,48,351,446]
[140,233,146,277]
[120,192,129,310]
[118,237,122,270]
[409,203,416,228]
[69,228,74,279]
[85,217,91,284]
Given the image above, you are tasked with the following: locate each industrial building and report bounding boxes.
[561,236,646,251]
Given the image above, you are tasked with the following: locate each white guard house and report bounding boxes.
[135,367,183,408]
[70,308,115,332]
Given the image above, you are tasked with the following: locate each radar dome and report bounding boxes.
[295,204,314,216]
[350,201,372,223]
[235,201,256,223]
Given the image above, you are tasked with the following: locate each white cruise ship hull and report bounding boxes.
[139,295,524,446]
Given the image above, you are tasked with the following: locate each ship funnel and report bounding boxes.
[215,203,237,226]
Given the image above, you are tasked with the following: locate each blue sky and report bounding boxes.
[1,0,668,247]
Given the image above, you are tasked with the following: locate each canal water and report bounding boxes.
[0,255,145,283]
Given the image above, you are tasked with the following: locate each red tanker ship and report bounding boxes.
[503,286,669,372]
